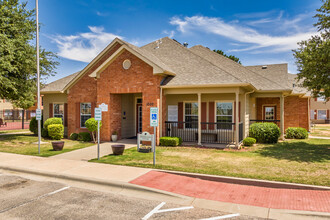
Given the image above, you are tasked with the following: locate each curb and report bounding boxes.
[0,165,188,200]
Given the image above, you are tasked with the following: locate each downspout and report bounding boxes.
[280,93,290,139]
[159,87,163,142]
[307,96,311,131]
[244,89,255,138]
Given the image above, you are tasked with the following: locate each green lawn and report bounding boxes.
[91,139,330,186]
[310,125,330,137]
[0,133,94,157]
[0,129,30,134]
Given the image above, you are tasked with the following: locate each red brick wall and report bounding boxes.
[256,98,280,121]
[256,96,309,131]
[284,96,309,130]
[68,45,163,141]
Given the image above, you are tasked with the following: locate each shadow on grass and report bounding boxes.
[257,141,330,163]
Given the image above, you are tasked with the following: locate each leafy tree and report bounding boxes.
[213,49,242,64]
[293,0,330,99]
[85,118,102,143]
[0,0,58,108]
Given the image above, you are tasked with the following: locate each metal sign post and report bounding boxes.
[150,107,158,166]
[36,0,41,154]
[95,108,102,160]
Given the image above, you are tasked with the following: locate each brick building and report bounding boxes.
[41,37,311,146]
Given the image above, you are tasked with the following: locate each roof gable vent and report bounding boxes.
[262,66,267,69]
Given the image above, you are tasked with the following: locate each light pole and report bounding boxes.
[36,0,41,154]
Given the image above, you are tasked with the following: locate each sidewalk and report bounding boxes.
[51,139,137,161]
[0,151,329,219]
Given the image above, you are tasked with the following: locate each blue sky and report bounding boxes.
[26,0,322,83]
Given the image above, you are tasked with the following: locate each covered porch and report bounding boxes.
[161,87,246,146]
[160,87,286,147]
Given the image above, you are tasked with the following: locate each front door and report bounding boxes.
[136,103,142,134]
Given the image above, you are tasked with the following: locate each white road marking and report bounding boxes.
[0,186,70,213]
[142,202,194,220]
[200,213,240,220]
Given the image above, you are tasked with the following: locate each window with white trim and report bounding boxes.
[53,103,64,124]
[264,106,275,120]
[216,102,233,129]
[80,103,91,127]
[184,102,198,128]
[317,110,327,120]
[317,96,326,102]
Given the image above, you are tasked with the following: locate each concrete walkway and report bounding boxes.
[51,139,137,161]
[309,135,330,140]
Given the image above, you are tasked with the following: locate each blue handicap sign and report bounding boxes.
[152,114,157,120]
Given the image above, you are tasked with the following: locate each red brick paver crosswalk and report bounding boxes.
[130,171,330,212]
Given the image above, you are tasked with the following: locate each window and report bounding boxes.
[216,102,233,129]
[54,104,64,123]
[264,106,275,120]
[310,110,315,120]
[317,110,327,120]
[184,102,198,128]
[80,103,91,127]
[317,96,326,102]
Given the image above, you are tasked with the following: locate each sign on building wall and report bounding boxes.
[168,105,178,122]
[99,103,108,112]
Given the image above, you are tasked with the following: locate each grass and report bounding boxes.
[0,133,94,157]
[0,129,30,134]
[310,124,330,137]
[91,138,330,186]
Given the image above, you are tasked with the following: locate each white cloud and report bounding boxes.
[52,26,121,62]
[170,15,317,53]
[162,30,175,38]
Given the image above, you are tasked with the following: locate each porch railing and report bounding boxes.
[165,121,243,144]
[249,119,280,127]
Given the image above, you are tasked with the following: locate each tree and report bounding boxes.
[213,49,242,64]
[85,118,102,143]
[293,0,330,99]
[0,0,58,109]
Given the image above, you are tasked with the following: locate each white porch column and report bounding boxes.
[198,93,202,145]
[235,91,239,146]
[280,95,285,139]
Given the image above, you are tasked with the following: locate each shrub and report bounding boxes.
[29,117,38,135]
[48,124,64,140]
[41,128,48,138]
[70,133,79,140]
[243,137,256,146]
[160,137,182,146]
[285,127,308,139]
[78,132,91,142]
[249,123,280,143]
[44,117,62,130]
[85,118,102,143]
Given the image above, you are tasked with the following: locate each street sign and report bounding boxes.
[150,107,158,127]
[99,103,108,112]
[36,109,42,120]
[95,108,102,121]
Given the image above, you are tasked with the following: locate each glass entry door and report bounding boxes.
[136,104,142,134]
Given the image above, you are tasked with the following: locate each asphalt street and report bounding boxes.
[0,174,264,220]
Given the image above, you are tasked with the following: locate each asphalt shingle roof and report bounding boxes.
[41,72,80,92]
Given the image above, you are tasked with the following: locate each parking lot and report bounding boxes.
[0,174,263,220]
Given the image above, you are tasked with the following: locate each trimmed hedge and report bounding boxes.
[44,117,62,130]
[160,137,182,146]
[29,117,38,135]
[41,128,48,138]
[70,133,79,140]
[243,137,256,146]
[249,122,280,143]
[78,132,91,142]
[48,124,64,140]
[285,127,308,139]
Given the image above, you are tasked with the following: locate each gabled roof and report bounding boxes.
[41,72,80,93]
[245,64,291,90]
[141,37,247,87]
[287,73,310,95]
[188,45,287,91]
